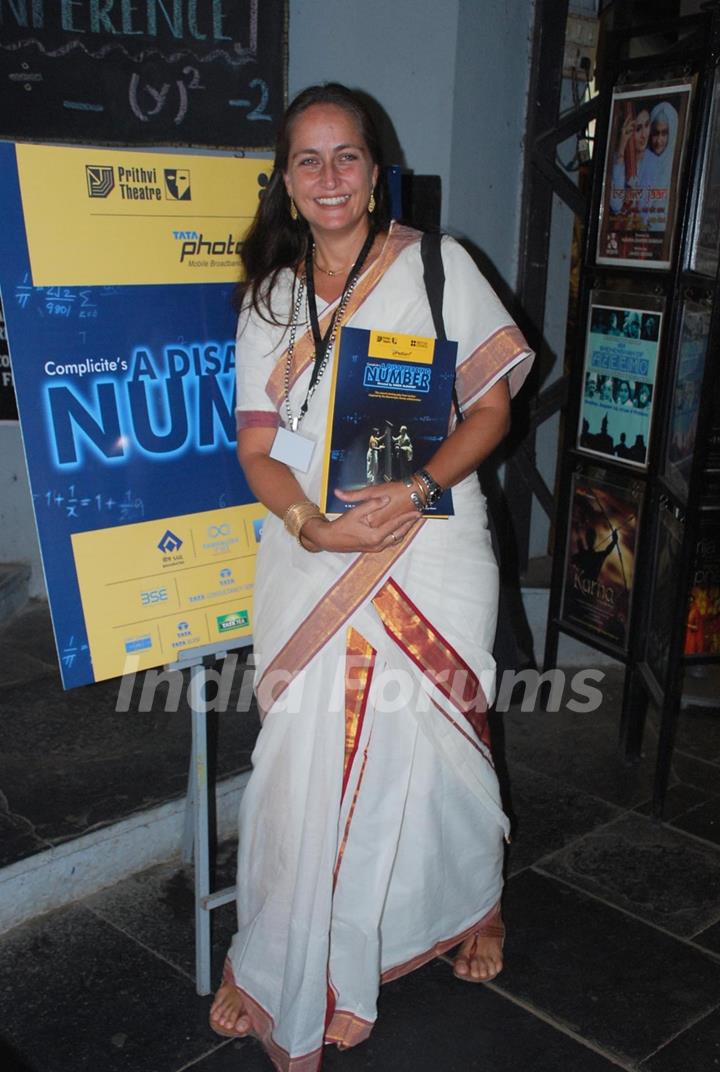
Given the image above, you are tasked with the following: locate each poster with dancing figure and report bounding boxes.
[577,291,663,469]
[560,466,644,654]
[664,301,712,500]
[597,79,694,269]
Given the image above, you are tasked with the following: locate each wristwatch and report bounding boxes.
[415,468,444,506]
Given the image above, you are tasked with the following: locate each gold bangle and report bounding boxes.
[283,501,327,544]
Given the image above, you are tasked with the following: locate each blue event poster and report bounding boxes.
[321,326,457,516]
[0,141,268,688]
[577,295,663,469]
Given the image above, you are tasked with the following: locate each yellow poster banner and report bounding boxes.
[16,144,272,286]
[71,503,267,681]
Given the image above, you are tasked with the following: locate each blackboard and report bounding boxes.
[0,1,287,148]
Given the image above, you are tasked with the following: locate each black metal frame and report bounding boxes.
[541,0,720,817]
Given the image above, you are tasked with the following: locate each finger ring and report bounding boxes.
[391,532,398,543]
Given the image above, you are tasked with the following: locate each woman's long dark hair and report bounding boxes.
[237,83,391,323]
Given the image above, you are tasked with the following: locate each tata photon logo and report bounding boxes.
[158,530,183,553]
[86,166,115,198]
[165,169,191,200]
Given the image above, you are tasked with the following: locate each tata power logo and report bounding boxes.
[203,521,239,553]
[158,530,183,553]
[217,610,249,633]
[165,169,191,200]
[208,523,231,538]
[86,165,114,198]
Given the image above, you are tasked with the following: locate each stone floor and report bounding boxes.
[1,602,719,1071]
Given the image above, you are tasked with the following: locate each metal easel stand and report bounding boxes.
[174,637,254,996]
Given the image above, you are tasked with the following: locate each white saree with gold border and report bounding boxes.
[227,224,534,1072]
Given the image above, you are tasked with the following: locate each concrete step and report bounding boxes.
[0,770,250,935]
[0,563,31,625]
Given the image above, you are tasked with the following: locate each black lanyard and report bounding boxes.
[302,228,375,400]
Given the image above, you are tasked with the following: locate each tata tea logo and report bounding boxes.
[216,610,249,633]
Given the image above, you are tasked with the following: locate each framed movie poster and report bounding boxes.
[577,290,663,469]
[646,499,685,686]
[560,465,644,654]
[597,79,694,269]
[689,67,720,276]
[663,300,712,499]
[685,518,720,657]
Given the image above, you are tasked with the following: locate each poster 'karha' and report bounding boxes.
[597,79,694,269]
[560,467,643,654]
[577,292,663,469]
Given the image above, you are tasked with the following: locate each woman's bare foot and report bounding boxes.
[453,932,503,982]
[209,981,252,1037]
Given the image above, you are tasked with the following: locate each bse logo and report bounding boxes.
[158,530,183,553]
[86,165,115,198]
[165,169,191,201]
[141,587,168,606]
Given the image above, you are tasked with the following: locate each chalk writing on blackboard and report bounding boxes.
[0,2,287,148]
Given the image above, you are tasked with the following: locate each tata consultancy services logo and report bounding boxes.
[86,165,115,198]
[158,530,183,553]
[165,168,191,200]
[217,610,249,633]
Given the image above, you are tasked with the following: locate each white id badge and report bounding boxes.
[269,426,316,472]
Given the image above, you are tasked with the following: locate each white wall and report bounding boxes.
[289,0,461,226]
[290,0,535,288]
[448,0,536,286]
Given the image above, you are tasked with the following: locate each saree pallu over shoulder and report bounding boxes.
[264,224,423,410]
[456,323,533,411]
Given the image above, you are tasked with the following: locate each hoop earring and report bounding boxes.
[368,191,376,214]
[290,198,298,221]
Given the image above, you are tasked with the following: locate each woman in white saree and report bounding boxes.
[209,84,534,1071]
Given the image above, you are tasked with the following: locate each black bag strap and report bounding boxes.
[421,230,520,674]
[421,231,447,342]
[421,230,462,420]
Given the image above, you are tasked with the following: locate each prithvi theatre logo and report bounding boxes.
[86,166,114,198]
[165,169,191,200]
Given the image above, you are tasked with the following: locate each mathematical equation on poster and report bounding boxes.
[0,1,287,148]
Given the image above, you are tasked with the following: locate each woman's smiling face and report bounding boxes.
[283,103,378,241]
[633,109,651,153]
